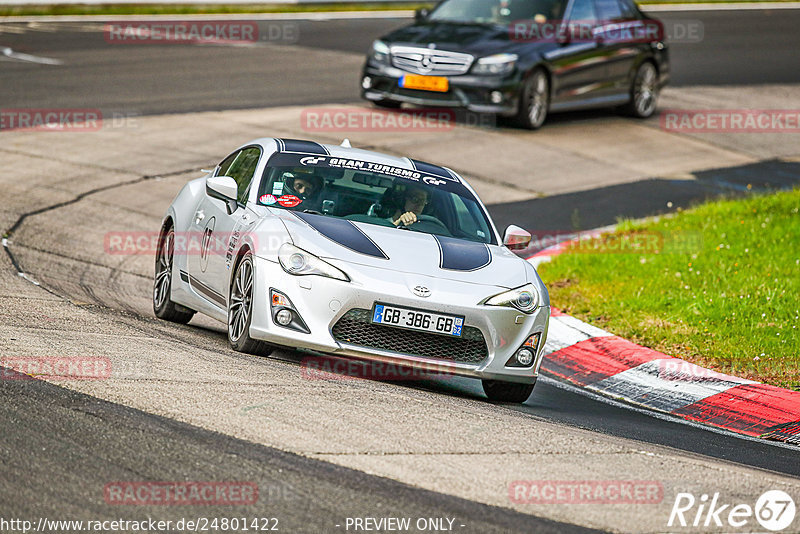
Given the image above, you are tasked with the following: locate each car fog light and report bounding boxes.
[490,91,503,104]
[516,348,534,366]
[275,309,293,326]
[362,76,373,90]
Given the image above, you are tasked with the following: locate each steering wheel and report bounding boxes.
[409,215,452,236]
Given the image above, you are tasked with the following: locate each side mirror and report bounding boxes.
[503,225,532,250]
[206,175,239,214]
[415,7,430,22]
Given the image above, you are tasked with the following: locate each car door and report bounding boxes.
[592,0,645,96]
[190,146,261,309]
[545,0,611,107]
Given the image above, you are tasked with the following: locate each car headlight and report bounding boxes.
[278,243,350,282]
[370,40,391,65]
[472,53,518,76]
[483,283,539,313]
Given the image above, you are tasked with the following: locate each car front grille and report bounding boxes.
[390,46,474,76]
[331,308,488,365]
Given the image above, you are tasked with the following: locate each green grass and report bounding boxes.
[0,2,430,17]
[538,189,800,390]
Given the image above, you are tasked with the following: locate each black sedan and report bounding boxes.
[360,0,669,129]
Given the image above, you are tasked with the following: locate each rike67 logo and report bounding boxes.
[669,490,796,531]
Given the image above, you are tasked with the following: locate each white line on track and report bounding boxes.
[1,238,40,285]
[1,46,63,65]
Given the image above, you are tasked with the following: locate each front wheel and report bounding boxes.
[228,252,273,356]
[622,61,658,118]
[514,69,549,130]
[482,379,536,403]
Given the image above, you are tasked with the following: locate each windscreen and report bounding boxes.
[258,153,496,245]
[429,0,567,24]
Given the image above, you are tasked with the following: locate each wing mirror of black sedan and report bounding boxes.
[415,7,430,22]
[206,175,239,214]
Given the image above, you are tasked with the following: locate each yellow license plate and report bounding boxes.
[400,74,449,93]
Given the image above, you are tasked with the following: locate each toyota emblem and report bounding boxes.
[412,285,431,297]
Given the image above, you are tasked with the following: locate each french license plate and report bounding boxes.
[400,74,449,92]
[372,303,463,337]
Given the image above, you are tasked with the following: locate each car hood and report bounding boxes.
[271,210,525,289]
[382,21,544,57]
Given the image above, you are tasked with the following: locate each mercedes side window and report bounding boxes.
[616,0,639,19]
[569,0,597,21]
[594,0,625,22]
[224,147,262,204]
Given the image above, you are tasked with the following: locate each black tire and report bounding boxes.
[153,225,195,324]
[373,99,402,109]
[621,61,658,118]
[228,251,273,356]
[482,378,536,403]
[514,69,549,130]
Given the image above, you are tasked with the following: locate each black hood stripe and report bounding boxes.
[434,235,491,272]
[277,138,329,155]
[292,212,388,259]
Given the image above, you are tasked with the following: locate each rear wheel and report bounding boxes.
[482,379,536,403]
[622,61,658,118]
[153,226,195,324]
[514,69,549,130]
[228,252,273,356]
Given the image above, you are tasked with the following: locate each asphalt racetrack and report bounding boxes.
[1,8,799,534]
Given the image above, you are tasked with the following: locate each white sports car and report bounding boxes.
[154,138,549,402]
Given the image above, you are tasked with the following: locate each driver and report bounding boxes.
[282,171,322,201]
[391,185,430,227]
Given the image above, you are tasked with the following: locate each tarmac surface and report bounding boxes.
[1,9,799,533]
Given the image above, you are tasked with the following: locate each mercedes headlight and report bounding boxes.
[484,283,539,313]
[370,40,391,65]
[472,53,518,75]
[278,243,349,282]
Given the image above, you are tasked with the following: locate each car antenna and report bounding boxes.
[340,138,352,148]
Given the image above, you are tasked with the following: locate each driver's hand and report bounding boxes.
[393,212,418,226]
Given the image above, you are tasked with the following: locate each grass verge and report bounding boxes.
[538,189,800,390]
